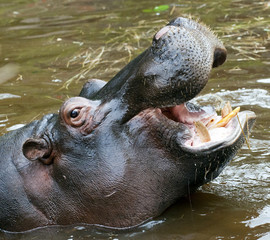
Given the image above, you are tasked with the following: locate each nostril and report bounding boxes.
[213,48,227,68]
[167,17,184,27]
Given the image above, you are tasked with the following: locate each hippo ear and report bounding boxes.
[22,138,53,165]
[79,79,107,99]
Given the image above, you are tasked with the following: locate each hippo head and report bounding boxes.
[1,18,255,232]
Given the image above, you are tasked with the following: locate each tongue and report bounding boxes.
[162,103,216,125]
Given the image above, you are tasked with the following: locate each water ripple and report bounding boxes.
[0,93,21,100]
[242,205,270,228]
[257,78,270,84]
[193,88,270,109]
[217,88,270,109]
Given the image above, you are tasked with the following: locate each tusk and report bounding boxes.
[195,121,211,143]
[221,101,233,118]
[214,107,240,128]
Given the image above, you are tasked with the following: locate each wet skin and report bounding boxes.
[0,17,255,232]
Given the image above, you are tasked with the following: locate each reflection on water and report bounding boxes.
[192,88,270,109]
[243,206,270,240]
[218,89,270,109]
[257,78,270,84]
[243,205,270,228]
[0,0,269,239]
[0,64,19,84]
[0,93,21,100]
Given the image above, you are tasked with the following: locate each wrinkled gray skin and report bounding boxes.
[0,18,255,232]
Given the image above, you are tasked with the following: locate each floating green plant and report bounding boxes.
[143,5,170,13]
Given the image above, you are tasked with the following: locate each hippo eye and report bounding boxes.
[70,109,80,118]
[60,97,94,130]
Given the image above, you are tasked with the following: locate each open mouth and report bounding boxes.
[157,100,256,149]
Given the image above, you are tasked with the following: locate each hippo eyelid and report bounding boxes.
[62,104,96,134]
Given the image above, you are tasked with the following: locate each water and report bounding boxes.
[0,0,269,239]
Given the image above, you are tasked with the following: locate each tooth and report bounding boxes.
[221,101,233,118]
[195,121,211,143]
[214,107,240,128]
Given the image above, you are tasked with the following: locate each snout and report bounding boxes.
[167,17,227,68]
[90,17,228,123]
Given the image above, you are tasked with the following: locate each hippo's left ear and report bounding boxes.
[79,79,107,99]
[22,138,53,165]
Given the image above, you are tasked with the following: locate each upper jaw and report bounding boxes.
[93,18,227,124]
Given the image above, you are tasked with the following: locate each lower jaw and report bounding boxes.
[136,104,255,150]
[184,117,233,147]
[183,111,256,149]
[158,104,249,148]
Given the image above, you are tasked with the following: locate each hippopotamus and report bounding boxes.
[0,17,255,232]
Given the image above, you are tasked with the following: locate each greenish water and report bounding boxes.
[0,0,269,239]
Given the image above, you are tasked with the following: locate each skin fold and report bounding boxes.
[0,17,255,232]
